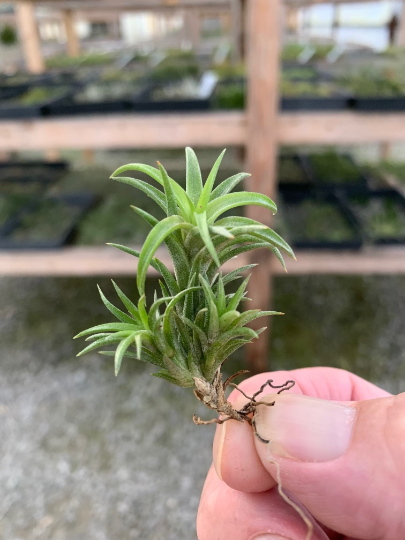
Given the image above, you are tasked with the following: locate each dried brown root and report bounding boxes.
[192,368,295,429]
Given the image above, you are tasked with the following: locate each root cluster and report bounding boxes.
[192,369,295,442]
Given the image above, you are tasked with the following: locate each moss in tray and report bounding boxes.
[9,199,80,242]
[73,81,138,103]
[215,82,245,109]
[349,195,405,239]
[281,66,318,81]
[76,193,164,246]
[285,199,355,242]
[151,79,201,100]
[149,58,200,82]
[278,156,307,184]
[4,86,69,106]
[0,194,32,227]
[339,68,405,97]
[46,52,116,69]
[280,80,338,98]
[213,62,246,80]
[282,43,305,62]
[309,151,362,184]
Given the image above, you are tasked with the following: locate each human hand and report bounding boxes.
[197,367,405,540]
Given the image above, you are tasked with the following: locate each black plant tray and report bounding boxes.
[0,193,95,250]
[281,190,362,250]
[133,84,211,112]
[49,98,130,116]
[302,153,369,193]
[351,97,405,112]
[281,95,349,111]
[277,154,313,191]
[341,189,405,245]
[0,160,68,184]
[0,88,75,119]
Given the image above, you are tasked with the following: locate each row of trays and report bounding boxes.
[278,188,405,250]
[278,152,370,193]
[0,161,95,249]
[0,76,216,119]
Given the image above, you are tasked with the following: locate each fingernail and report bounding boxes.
[250,534,291,540]
[255,394,356,462]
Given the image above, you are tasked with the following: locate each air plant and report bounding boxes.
[75,148,295,425]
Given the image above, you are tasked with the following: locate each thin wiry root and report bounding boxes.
[266,443,314,540]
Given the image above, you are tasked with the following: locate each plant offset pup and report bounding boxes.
[75,148,295,425]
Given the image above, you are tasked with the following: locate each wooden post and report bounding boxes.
[231,0,242,64]
[15,1,45,74]
[83,149,95,165]
[184,8,200,50]
[332,4,340,39]
[246,0,281,373]
[286,6,299,34]
[380,142,391,161]
[45,149,61,162]
[398,0,405,46]
[63,9,80,58]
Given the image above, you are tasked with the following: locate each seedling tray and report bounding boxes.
[277,154,312,191]
[342,189,405,245]
[133,84,211,112]
[48,81,134,116]
[0,161,68,191]
[303,152,369,192]
[281,94,349,111]
[280,190,362,250]
[351,97,405,112]
[0,87,75,119]
[0,193,95,250]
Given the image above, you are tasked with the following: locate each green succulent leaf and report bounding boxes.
[209,172,250,201]
[137,215,193,295]
[207,192,277,223]
[196,149,226,213]
[195,210,220,267]
[186,147,203,206]
[113,176,167,212]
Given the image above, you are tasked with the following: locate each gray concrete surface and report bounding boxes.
[1,274,405,539]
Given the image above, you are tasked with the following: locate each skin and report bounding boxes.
[197,367,405,540]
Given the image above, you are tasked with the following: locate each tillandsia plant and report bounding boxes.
[75,148,296,427]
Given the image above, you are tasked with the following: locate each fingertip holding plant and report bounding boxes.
[75,147,296,426]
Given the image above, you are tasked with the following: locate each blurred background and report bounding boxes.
[1,0,405,538]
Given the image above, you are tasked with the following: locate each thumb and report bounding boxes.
[254,392,405,540]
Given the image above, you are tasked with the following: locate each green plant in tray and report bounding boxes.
[310,150,362,184]
[75,148,295,424]
[350,195,405,239]
[285,200,355,242]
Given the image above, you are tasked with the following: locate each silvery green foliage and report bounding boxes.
[75,148,295,387]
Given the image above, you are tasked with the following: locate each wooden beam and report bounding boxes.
[278,112,405,145]
[1,247,405,277]
[2,112,405,152]
[246,0,281,373]
[15,1,45,74]
[0,246,249,277]
[63,8,80,57]
[0,112,245,151]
